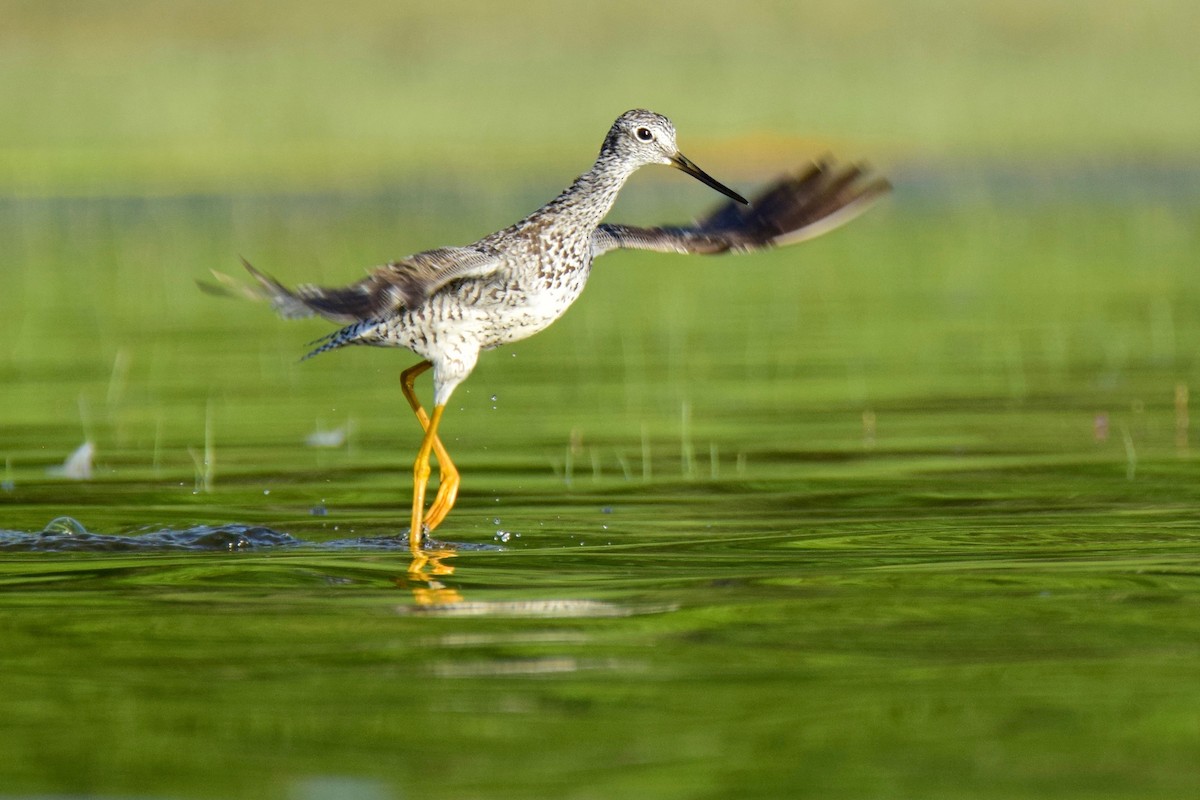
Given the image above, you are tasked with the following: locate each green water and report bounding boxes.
[3,187,1200,799]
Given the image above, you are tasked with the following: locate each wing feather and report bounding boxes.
[210,246,504,324]
[592,159,890,257]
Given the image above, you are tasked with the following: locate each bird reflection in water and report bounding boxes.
[399,549,464,606]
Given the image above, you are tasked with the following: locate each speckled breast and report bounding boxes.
[471,232,596,349]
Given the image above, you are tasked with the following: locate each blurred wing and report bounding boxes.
[592,159,890,258]
[219,246,504,324]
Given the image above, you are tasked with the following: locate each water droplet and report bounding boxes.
[263,489,271,495]
[43,516,88,536]
[493,517,501,526]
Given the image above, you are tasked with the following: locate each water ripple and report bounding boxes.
[0,516,497,553]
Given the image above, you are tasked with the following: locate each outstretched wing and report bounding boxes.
[591,159,890,258]
[205,245,504,324]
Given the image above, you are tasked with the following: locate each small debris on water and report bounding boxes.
[306,421,352,448]
[47,441,94,480]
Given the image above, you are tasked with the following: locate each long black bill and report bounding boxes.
[670,153,749,205]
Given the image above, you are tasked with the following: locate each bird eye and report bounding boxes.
[635,127,654,142]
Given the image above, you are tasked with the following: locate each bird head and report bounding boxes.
[603,109,748,205]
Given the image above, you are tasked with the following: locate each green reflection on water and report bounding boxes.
[2,190,1200,798]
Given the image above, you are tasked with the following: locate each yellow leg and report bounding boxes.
[400,362,462,544]
[409,402,447,552]
[400,363,461,530]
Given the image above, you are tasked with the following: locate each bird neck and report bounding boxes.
[539,149,639,230]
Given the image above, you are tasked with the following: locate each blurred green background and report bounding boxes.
[3,0,1197,194]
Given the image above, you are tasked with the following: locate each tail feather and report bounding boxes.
[302,331,352,361]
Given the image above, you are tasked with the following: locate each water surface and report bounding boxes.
[2,189,1199,799]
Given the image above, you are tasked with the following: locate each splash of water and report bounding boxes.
[0,516,498,553]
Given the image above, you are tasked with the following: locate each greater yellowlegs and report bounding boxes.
[211,109,889,552]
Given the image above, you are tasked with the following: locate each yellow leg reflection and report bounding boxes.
[403,549,463,605]
[400,362,461,549]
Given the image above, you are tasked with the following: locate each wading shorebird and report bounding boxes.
[211,109,889,553]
